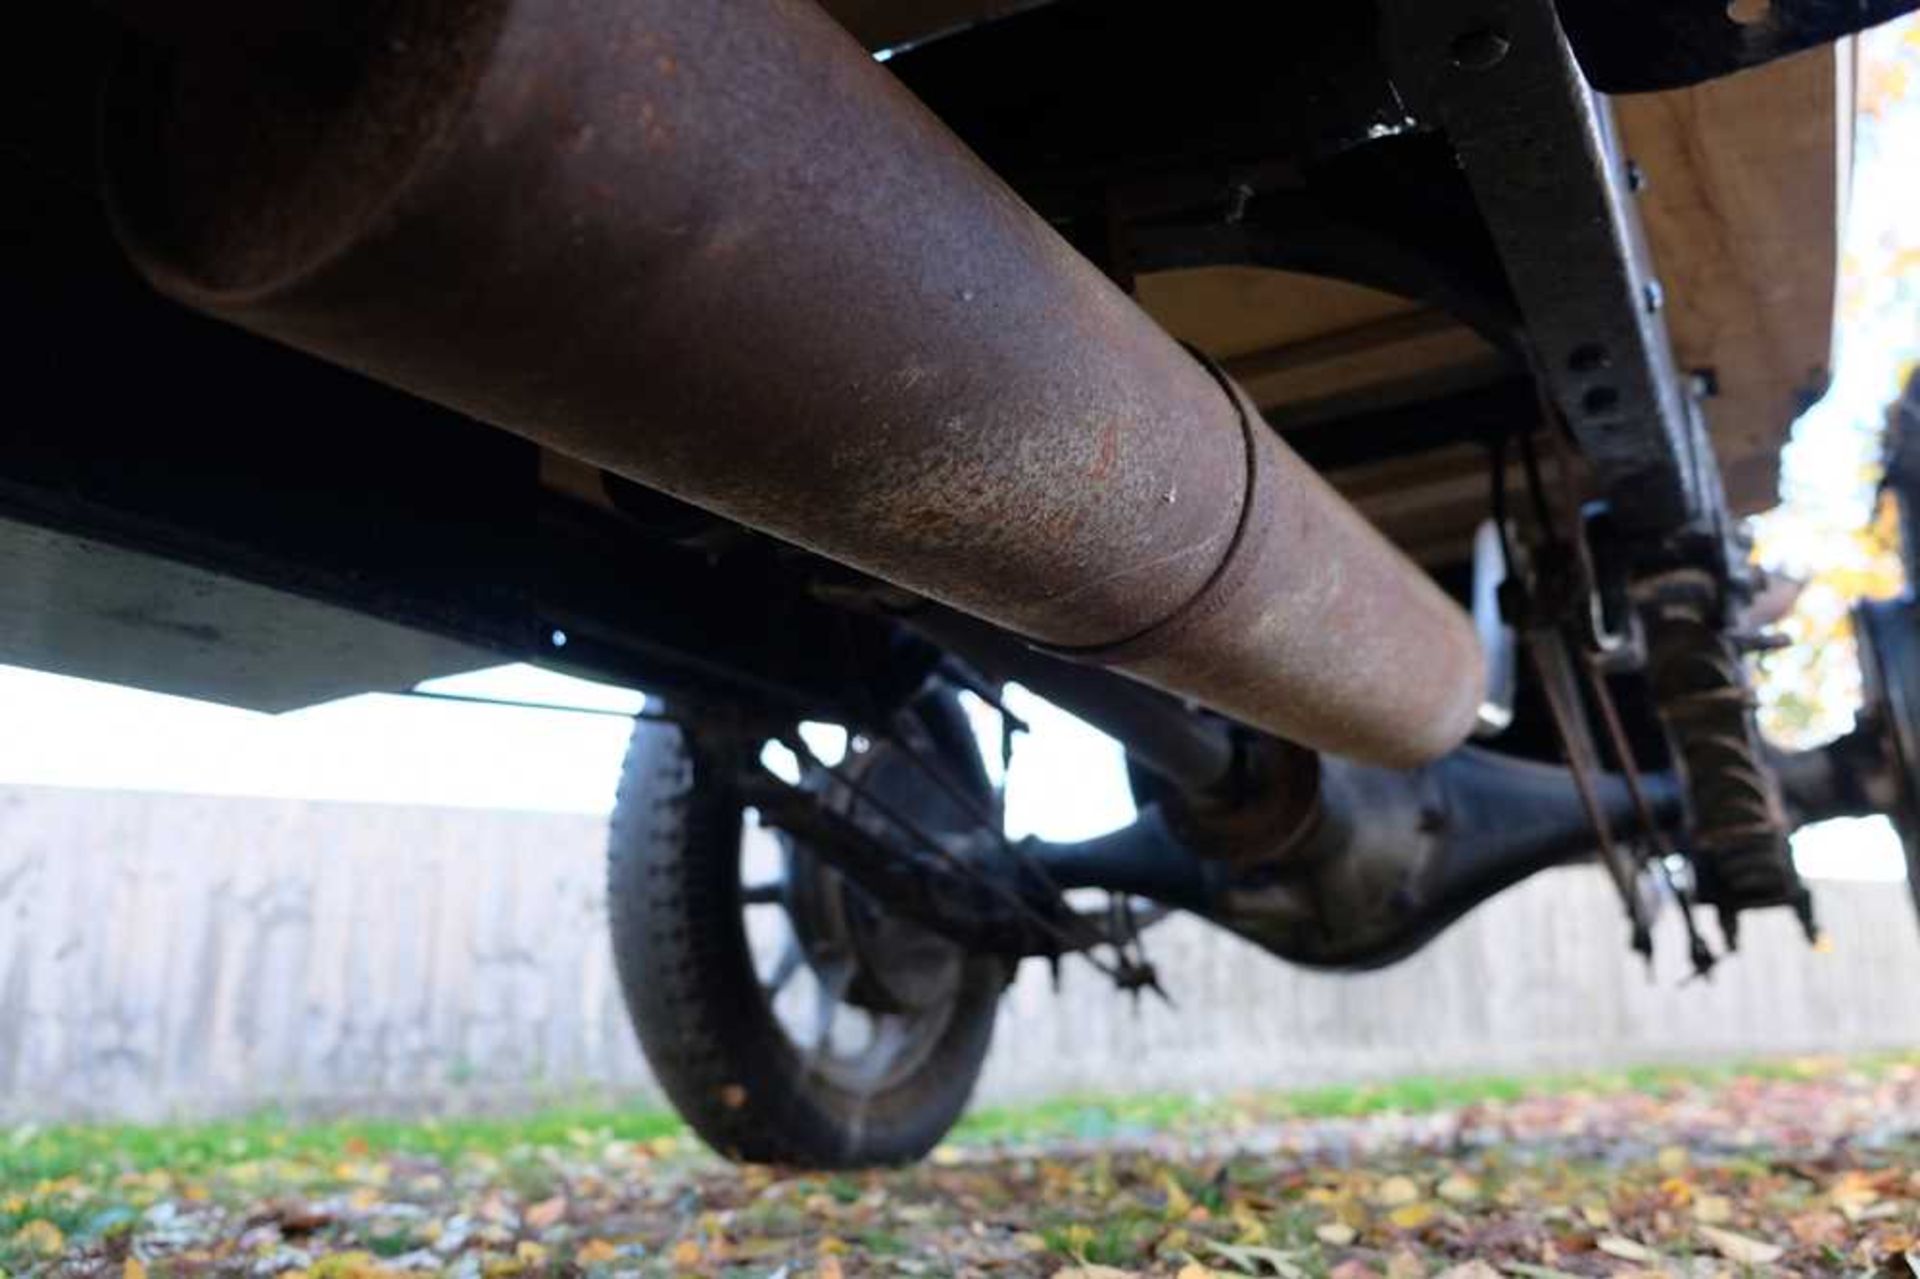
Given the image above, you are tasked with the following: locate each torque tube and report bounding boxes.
[103,0,1484,766]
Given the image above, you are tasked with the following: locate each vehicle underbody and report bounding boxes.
[5,0,1917,1164]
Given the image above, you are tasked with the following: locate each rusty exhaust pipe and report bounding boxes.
[101,0,1484,766]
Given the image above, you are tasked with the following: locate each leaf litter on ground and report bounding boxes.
[1,1054,1914,1277]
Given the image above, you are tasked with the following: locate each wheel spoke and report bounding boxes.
[740,880,785,905]
[803,958,852,1076]
[849,1014,912,1093]
[764,938,804,996]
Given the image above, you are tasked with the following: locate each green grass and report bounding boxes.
[0,1105,682,1198]
[2,1050,1911,1197]
[949,1049,1920,1144]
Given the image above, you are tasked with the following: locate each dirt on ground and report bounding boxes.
[6,1060,1917,1278]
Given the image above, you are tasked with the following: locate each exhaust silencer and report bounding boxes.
[103,0,1483,766]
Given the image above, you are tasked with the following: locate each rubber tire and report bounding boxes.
[606,709,1004,1167]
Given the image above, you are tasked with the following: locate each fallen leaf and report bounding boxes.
[1202,1239,1307,1278]
[1374,1176,1421,1208]
[1830,1170,1882,1219]
[1437,1173,1481,1204]
[1655,1146,1689,1174]
[524,1195,567,1231]
[274,1203,334,1235]
[1596,1235,1659,1263]
[1053,1268,1137,1279]
[575,1239,619,1265]
[1230,1199,1270,1245]
[10,1219,65,1257]
[1698,1224,1784,1265]
[1315,1222,1357,1246]
[670,1238,703,1268]
[1385,1249,1425,1279]
[1692,1193,1732,1225]
[1326,1264,1381,1279]
[1433,1264,1502,1279]
[819,1255,847,1279]
[1388,1202,1435,1230]
[1788,1209,1847,1246]
[1162,1172,1195,1221]
[123,1259,149,1279]
[309,1253,388,1279]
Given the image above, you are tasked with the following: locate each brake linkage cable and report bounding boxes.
[874,699,1174,1003]
[1577,654,1719,980]
[1533,410,1719,980]
[1499,407,1652,958]
[774,732,1134,983]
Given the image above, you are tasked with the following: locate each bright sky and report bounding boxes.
[1,20,1915,876]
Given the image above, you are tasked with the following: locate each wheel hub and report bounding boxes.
[782,843,965,1016]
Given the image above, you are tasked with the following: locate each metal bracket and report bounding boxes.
[1555,0,1918,93]
[1380,0,1710,537]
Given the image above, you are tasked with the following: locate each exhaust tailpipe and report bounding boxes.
[101,0,1483,766]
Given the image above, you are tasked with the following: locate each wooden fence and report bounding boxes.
[2,783,1915,1122]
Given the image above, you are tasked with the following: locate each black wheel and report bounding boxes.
[606,693,1006,1167]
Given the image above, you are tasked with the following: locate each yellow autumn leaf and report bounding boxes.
[1160,1171,1194,1220]
[1315,1221,1358,1246]
[670,1238,704,1269]
[1372,1175,1421,1208]
[310,1253,390,1279]
[9,1219,65,1257]
[1693,1193,1733,1225]
[124,1259,149,1279]
[1387,1201,1435,1230]
[575,1238,619,1265]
